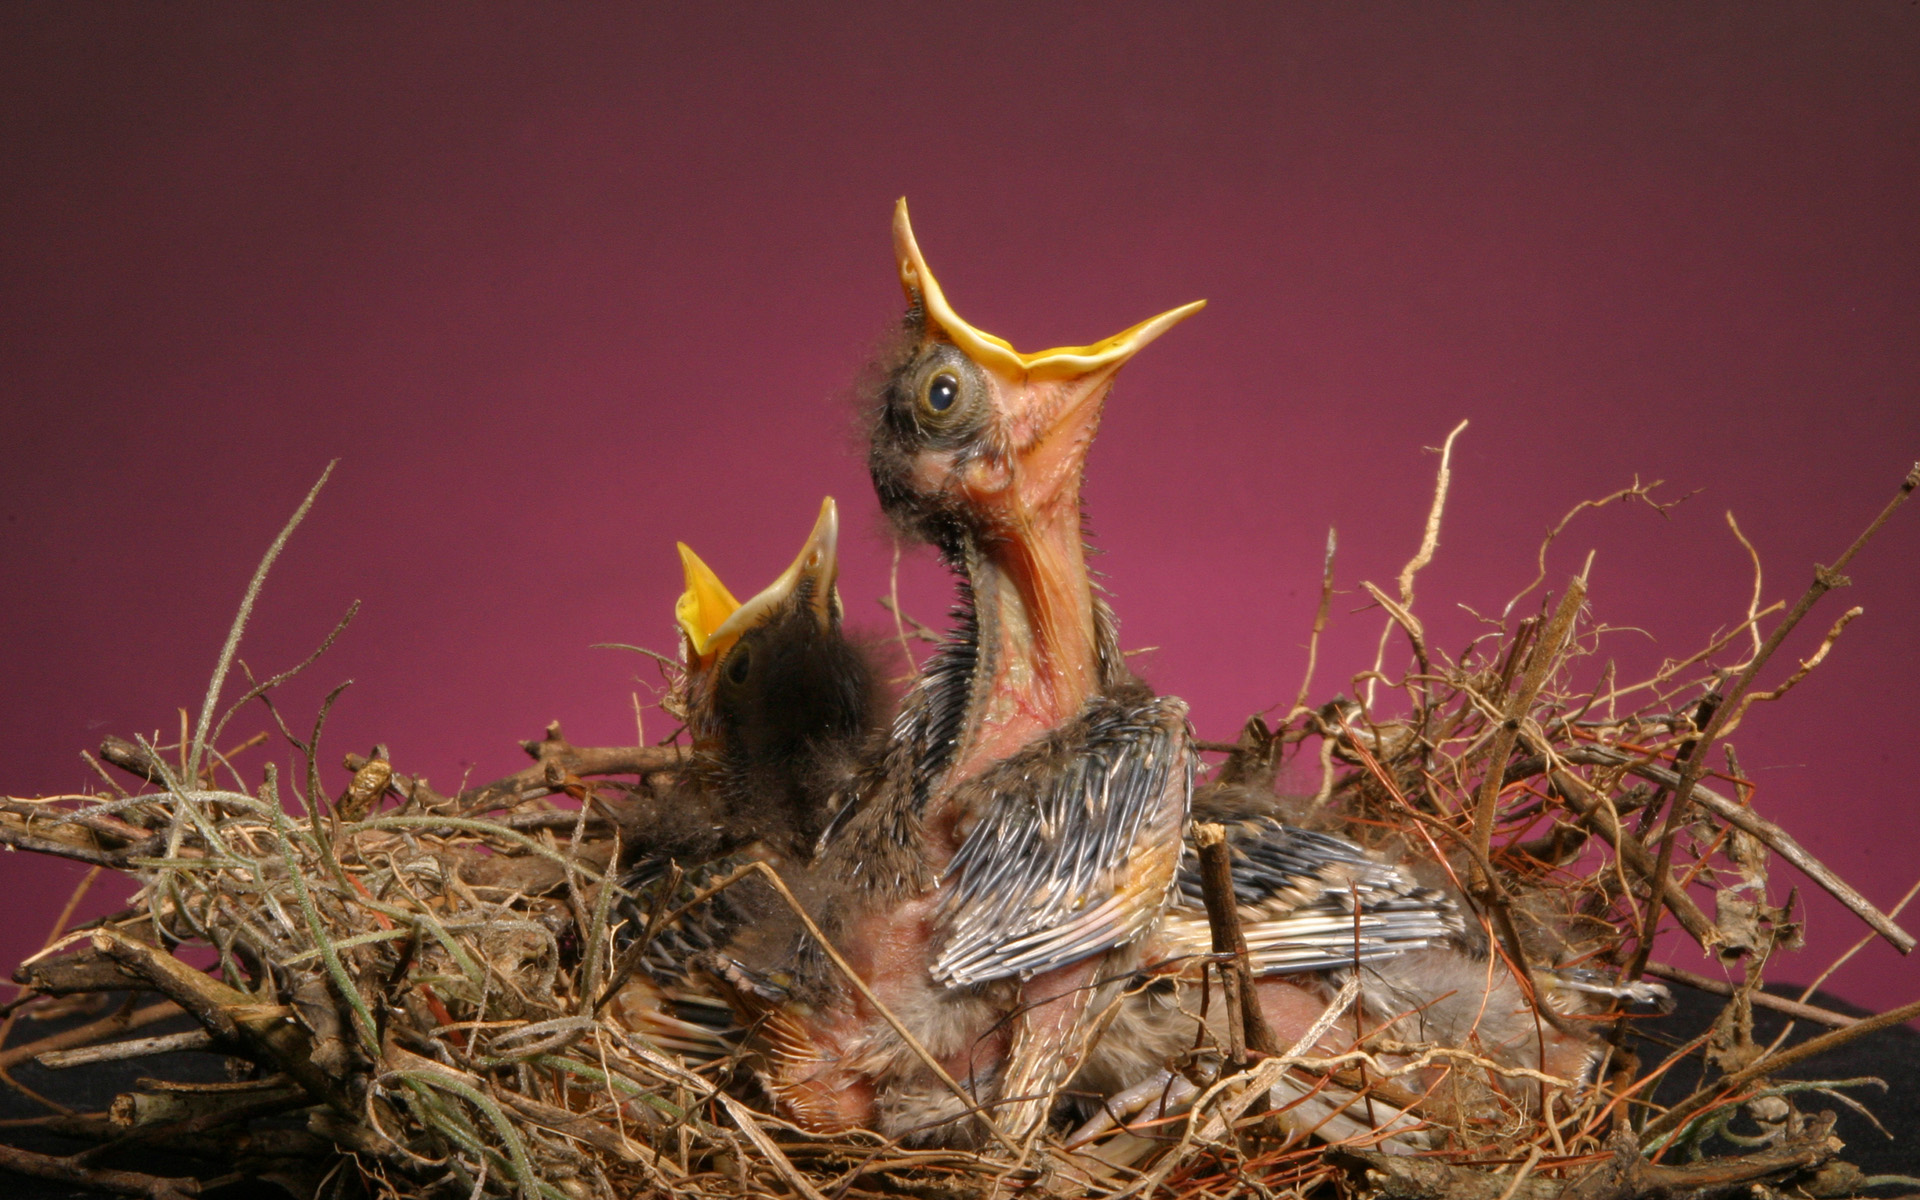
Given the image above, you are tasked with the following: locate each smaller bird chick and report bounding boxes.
[609,499,885,1057]
[1069,725,1463,1153]
[1069,725,1665,1154]
[1349,910,1672,1124]
[619,497,879,871]
[671,496,880,863]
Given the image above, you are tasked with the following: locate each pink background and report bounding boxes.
[4,7,1917,1013]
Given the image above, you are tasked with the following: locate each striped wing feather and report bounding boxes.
[933,696,1192,987]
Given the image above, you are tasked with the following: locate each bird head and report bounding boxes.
[868,198,1204,557]
[677,496,842,675]
[674,497,869,757]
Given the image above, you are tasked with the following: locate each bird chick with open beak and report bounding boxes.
[609,499,885,1058]
[707,202,1204,1145]
[671,497,879,862]
[861,207,1462,1146]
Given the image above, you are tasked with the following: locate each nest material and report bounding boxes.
[1,452,1916,1200]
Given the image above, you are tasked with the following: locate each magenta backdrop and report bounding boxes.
[3,6,1917,1014]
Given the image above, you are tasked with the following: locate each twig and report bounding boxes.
[715,1092,832,1200]
[1607,752,1914,953]
[1359,581,1429,678]
[206,599,361,754]
[36,1028,217,1069]
[87,930,340,1109]
[1726,510,1764,662]
[1470,576,1585,889]
[97,735,172,786]
[0,814,161,870]
[875,595,940,645]
[1717,605,1863,737]
[1630,461,1919,979]
[1332,1116,1838,1200]
[0,1142,207,1199]
[1522,756,1716,946]
[1192,824,1281,1068]
[0,1001,182,1072]
[453,722,683,814]
[1526,742,1913,953]
[1642,963,1857,1029]
[1799,877,1920,1001]
[1505,476,1677,617]
[1288,527,1337,718]
[1364,420,1466,708]
[187,461,337,785]
[1398,420,1469,609]
[1493,1145,1542,1200]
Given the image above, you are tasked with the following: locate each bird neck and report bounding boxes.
[949,510,1099,783]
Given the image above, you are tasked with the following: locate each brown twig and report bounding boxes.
[1643,995,1920,1144]
[1332,1114,1839,1200]
[452,721,684,813]
[1641,963,1857,1029]
[1192,824,1281,1070]
[1629,462,1919,980]
[0,1000,181,1072]
[36,1028,217,1069]
[1526,759,1717,946]
[0,1141,209,1199]
[97,735,172,787]
[0,813,161,870]
[1561,746,1915,953]
[1287,527,1338,718]
[1470,576,1586,890]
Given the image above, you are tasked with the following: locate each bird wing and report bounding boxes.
[1161,819,1462,974]
[932,695,1192,987]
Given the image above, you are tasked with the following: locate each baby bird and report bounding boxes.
[610,499,884,1057]
[1071,723,1464,1152]
[1069,727,1665,1152]
[708,200,1204,1146]
[1347,913,1672,1125]
[672,496,878,862]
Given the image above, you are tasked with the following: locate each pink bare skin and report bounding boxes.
[910,362,1122,803]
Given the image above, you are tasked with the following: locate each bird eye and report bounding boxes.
[725,645,751,685]
[923,371,960,415]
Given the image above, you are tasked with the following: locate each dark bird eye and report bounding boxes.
[726,645,751,685]
[924,371,960,414]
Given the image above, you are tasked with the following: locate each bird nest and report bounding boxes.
[2,445,1916,1200]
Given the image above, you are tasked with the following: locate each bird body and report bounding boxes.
[608,499,884,1060]
[705,201,1205,1145]
[1068,786,1467,1152]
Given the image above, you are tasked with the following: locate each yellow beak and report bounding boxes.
[676,543,742,664]
[891,197,1205,382]
[675,498,842,669]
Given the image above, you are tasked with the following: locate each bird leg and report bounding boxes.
[992,955,1116,1142]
